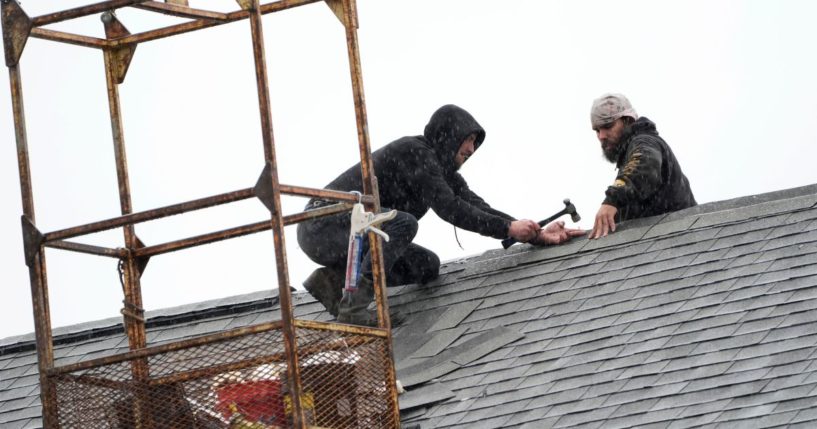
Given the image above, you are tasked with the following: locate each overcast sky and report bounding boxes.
[1,0,816,340]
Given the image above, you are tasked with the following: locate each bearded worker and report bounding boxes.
[589,93,696,239]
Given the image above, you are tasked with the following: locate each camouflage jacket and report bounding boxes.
[604,117,697,221]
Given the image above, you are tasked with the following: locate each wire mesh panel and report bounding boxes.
[294,326,397,429]
[47,323,397,428]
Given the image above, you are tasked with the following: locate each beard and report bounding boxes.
[601,139,623,163]
[600,122,631,163]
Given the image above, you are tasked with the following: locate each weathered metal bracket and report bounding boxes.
[1,0,32,66]
[21,215,43,267]
[235,0,253,11]
[325,0,357,28]
[134,235,150,277]
[253,162,278,215]
[101,11,136,84]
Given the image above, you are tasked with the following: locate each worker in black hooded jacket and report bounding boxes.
[589,93,697,239]
[297,104,585,326]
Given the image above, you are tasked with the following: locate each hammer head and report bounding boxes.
[562,198,581,223]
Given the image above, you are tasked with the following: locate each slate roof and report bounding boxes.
[3,183,817,428]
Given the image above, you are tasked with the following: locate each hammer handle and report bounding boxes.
[501,212,565,249]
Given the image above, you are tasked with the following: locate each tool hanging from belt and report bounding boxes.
[345,193,397,292]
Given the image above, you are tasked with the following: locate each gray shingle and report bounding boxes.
[674,312,747,336]
[727,383,815,410]
[779,309,817,328]
[680,367,771,394]
[753,410,800,427]
[503,406,553,427]
[710,228,775,252]
[0,396,37,413]
[653,379,770,410]
[715,291,795,316]
[617,303,687,331]
[599,405,685,428]
[663,324,740,349]
[600,381,689,409]
[478,261,562,288]
[667,412,722,429]
[454,413,514,429]
[768,275,817,295]
[740,335,817,360]
[592,241,653,264]
[642,216,700,239]
[661,348,742,373]
[608,397,659,418]
[0,406,41,425]
[571,299,639,324]
[519,416,562,428]
[790,407,817,424]
[599,251,660,274]
[619,267,695,293]
[430,301,480,329]
[757,241,817,266]
[0,385,37,404]
[772,390,817,413]
[690,248,732,266]
[787,207,817,223]
[715,403,779,424]
[715,213,790,238]
[654,238,719,264]
[765,219,814,241]
[760,373,813,393]
[518,289,581,314]
[550,401,616,427]
[650,227,723,251]
[554,253,601,272]
[399,360,462,389]
[516,239,591,265]
[22,418,42,429]
[526,386,590,409]
[1,419,32,429]
[763,322,817,344]
[411,327,470,359]
[399,383,456,411]
[453,328,525,366]
[656,362,732,387]
[762,229,817,252]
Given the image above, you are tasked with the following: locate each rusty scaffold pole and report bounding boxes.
[333,0,401,419]
[99,10,156,427]
[2,0,58,426]
[242,0,307,426]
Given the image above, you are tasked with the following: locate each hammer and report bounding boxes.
[501,199,581,249]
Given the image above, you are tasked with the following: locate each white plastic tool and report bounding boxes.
[344,201,397,292]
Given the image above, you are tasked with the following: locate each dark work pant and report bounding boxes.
[296,208,440,287]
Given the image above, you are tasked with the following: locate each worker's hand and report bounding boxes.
[531,220,586,245]
[508,219,541,243]
[589,204,618,239]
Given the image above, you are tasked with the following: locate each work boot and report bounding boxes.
[337,277,405,327]
[303,267,343,317]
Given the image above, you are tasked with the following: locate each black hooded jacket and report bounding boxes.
[604,117,697,221]
[313,105,514,239]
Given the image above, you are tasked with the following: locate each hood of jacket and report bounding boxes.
[616,116,659,165]
[422,104,486,174]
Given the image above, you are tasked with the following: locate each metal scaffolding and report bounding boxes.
[2,0,399,427]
